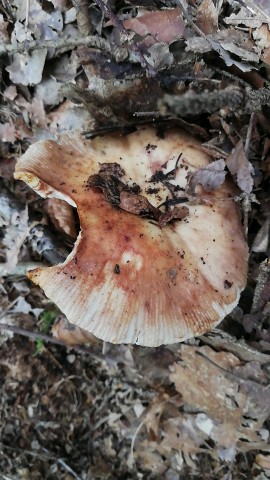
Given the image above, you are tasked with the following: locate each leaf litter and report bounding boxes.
[0,0,270,479]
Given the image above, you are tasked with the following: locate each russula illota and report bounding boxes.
[14,127,248,346]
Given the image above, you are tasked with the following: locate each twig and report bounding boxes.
[195,350,268,385]
[251,258,270,314]
[25,0,30,29]
[158,88,244,117]
[244,113,255,157]
[53,456,83,480]
[95,0,156,76]
[0,475,17,480]
[0,323,117,365]
[127,420,144,469]
[239,0,270,26]
[0,35,127,62]
[0,298,19,320]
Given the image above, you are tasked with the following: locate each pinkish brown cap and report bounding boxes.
[14,127,248,346]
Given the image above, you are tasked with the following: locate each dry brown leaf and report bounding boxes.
[123,8,185,47]
[226,140,254,194]
[255,454,270,469]
[135,441,167,475]
[52,318,98,345]
[158,415,207,455]
[253,24,270,50]
[170,345,270,452]
[197,0,218,35]
[170,345,242,425]
[46,198,77,238]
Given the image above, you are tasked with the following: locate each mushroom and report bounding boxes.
[14,127,248,346]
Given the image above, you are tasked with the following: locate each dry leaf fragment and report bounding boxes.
[0,186,28,276]
[46,198,77,238]
[187,159,227,193]
[6,49,47,86]
[170,345,270,451]
[255,454,270,469]
[253,24,270,50]
[197,0,218,35]
[123,8,185,47]
[252,217,270,253]
[52,318,98,345]
[225,6,266,29]
[14,128,248,346]
[0,13,10,44]
[226,140,254,194]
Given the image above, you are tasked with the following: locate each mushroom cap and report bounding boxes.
[14,127,248,346]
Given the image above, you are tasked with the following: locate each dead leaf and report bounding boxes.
[158,206,189,227]
[36,78,64,107]
[252,217,270,253]
[253,24,270,50]
[0,13,10,44]
[52,318,98,345]
[170,345,270,452]
[0,187,28,275]
[226,140,254,193]
[219,41,259,63]
[170,345,242,426]
[225,6,265,29]
[123,8,185,47]
[119,191,160,221]
[145,42,174,70]
[187,159,227,193]
[47,100,92,134]
[186,35,255,72]
[255,454,270,469]
[0,122,16,143]
[6,49,47,86]
[158,415,207,454]
[197,0,218,35]
[46,198,77,238]
[136,441,167,474]
[0,157,17,179]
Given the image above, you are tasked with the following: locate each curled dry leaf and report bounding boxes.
[14,127,248,346]
[46,198,77,238]
[52,317,98,346]
[226,140,254,194]
[252,217,270,253]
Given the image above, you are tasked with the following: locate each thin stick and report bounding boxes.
[244,113,255,157]
[251,258,270,314]
[0,323,117,365]
[25,0,30,29]
[0,35,127,62]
